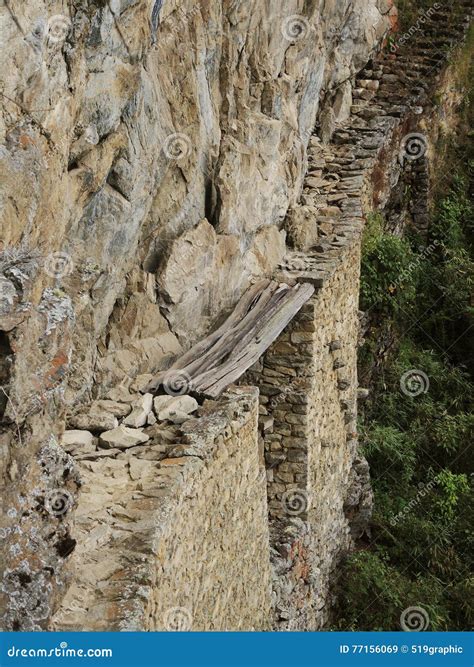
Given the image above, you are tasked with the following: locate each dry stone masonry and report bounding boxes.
[1,0,472,632]
[51,386,271,631]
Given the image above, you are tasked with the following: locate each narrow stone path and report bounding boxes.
[269,0,473,629]
[279,1,473,287]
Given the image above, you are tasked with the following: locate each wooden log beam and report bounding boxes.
[142,280,314,398]
[143,279,272,393]
[193,283,315,398]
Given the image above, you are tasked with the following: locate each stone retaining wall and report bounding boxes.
[245,241,362,629]
[53,1,472,631]
[242,0,472,630]
[307,241,361,628]
[52,387,272,631]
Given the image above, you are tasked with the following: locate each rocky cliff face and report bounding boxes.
[0,0,396,630]
[1,0,394,396]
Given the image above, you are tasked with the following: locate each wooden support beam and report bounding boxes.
[142,280,314,398]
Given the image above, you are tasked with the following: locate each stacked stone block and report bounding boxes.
[52,387,272,631]
[247,240,362,629]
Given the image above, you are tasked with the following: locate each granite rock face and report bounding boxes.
[0,0,396,631]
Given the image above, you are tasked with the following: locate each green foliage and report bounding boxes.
[396,0,435,31]
[334,549,452,631]
[361,424,416,483]
[415,172,474,366]
[396,0,468,33]
[431,414,474,456]
[435,470,470,523]
[360,214,418,314]
[333,100,473,631]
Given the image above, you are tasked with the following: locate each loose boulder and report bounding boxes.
[99,425,150,450]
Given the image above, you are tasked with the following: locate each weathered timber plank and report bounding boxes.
[142,279,272,392]
[181,281,283,378]
[192,283,314,397]
[142,281,314,398]
[189,286,293,389]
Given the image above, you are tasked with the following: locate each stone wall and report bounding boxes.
[306,242,361,628]
[245,241,363,630]
[148,389,271,632]
[242,0,472,630]
[51,386,271,631]
[1,0,472,632]
[0,1,394,626]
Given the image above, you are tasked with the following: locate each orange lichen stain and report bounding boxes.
[381,1,399,51]
[289,539,311,582]
[44,350,69,389]
[18,135,34,149]
[160,457,188,466]
[388,2,399,32]
[290,539,300,560]
[371,143,391,207]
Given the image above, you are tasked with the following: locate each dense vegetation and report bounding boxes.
[332,32,473,631]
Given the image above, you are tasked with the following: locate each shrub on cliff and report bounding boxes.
[333,162,473,632]
[360,214,418,315]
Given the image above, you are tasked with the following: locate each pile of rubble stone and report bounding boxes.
[62,391,200,459]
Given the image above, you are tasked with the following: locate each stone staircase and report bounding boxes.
[278,1,473,287]
[268,0,473,629]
